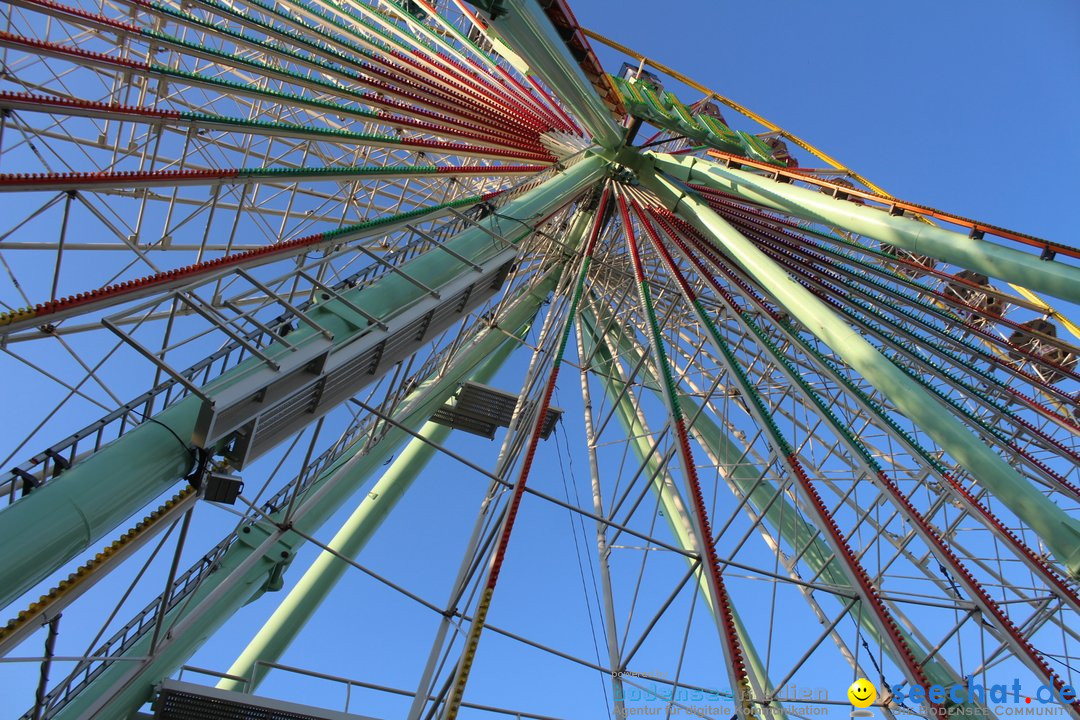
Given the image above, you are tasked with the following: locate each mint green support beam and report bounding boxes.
[579,309,787,718]
[676,394,962,692]
[478,0,624,149]
[218,320,526,693]
[214,193,605,692]
[647,152,1080,305]
[50,264,570,720]
[0,154,608,611]
[631,156,1080,579]
[582,309,961,696]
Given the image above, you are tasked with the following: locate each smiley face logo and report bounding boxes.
[848,678,877,708]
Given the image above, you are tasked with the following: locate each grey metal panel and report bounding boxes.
[193,340,332,448]
[219,260,517,467]
[431,381,563,440]
[154,679,380,720]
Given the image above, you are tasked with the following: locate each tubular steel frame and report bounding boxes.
[0,1,1076,719]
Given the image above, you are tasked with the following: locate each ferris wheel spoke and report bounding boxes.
[0,119,551,313]
[0,32,546,153]
[741,236,1080,496]
[618,187,777,717]
[321,0,513,101]
[616,179,1080,708]
[8,0,547,145]
[698,147,1080,265]
[750,377,1078,689]
[0,2,1075,717]
[641,178,1080,590]
[0,157,549,338]
[412,0,577,136]
[733,229,1080,491]
[2,209,582,718]
[656,153,1080,306]
[727,209,1079,412]
[4,187,496,345]
[0,162,545,192]
[259,0,562,141]
[665,216,993,474]
[775,243,1080,439]
[332,0,552,132]
[138,0,537,137]
[653,207,1080,610]
[600,236,1062,716]
[586,291,939,709]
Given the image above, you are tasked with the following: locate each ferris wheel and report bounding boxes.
[0,1,1077,719]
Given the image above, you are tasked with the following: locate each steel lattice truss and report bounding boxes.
[0,1,1077,719]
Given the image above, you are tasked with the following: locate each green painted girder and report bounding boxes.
[595,292,978,692]
[216,203,599,693]
[582,306,963,698]
[0,154,608,611]
[578,308,785,717]
[47,263,571,720]
[649,152,1080,306]
[217,318,529,693]
[475,0,625,148]
[629,153,1080,580]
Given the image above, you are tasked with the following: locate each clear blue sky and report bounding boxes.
[572,0,1080,241]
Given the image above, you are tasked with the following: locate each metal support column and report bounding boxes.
[218,326,527,692]
[631,159,1080,579]
[473,0,624,149]
[578,309,785,718]
[0,154,608,610]
[645,152,1080,305]
[44,263,576,720]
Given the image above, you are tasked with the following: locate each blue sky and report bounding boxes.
[572,0,1080,240]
